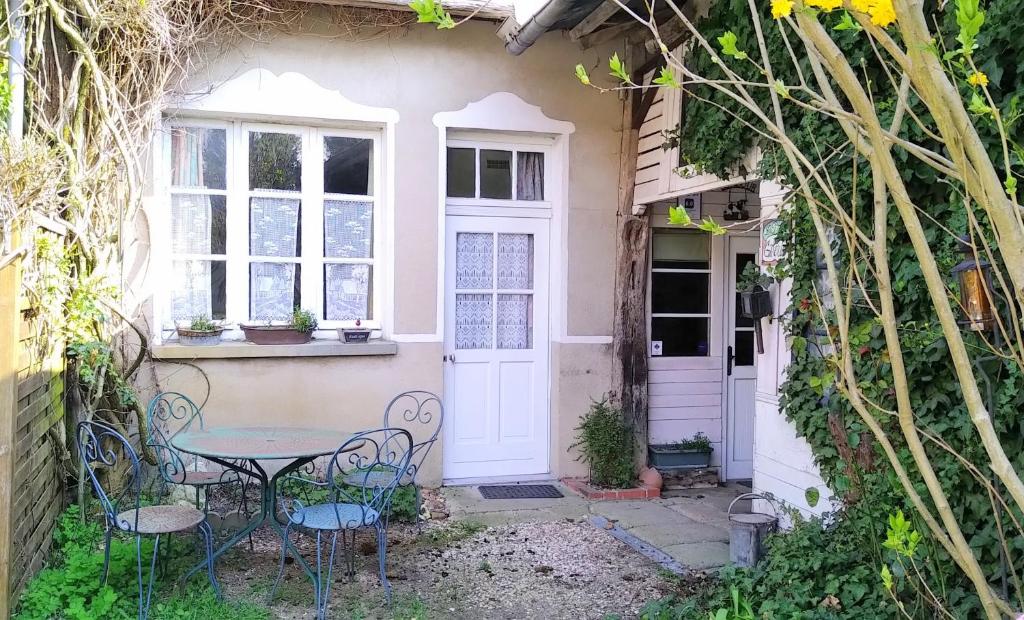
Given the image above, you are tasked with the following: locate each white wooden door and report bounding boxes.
[443,216,550,480]
[725,237,758,480]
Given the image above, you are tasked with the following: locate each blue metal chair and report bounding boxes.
[77,420,220,620]
[344,391,443,531]
[146,392,243,510]
[271,428,414,618]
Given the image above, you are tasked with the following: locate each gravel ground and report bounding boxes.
[209,515,673,619]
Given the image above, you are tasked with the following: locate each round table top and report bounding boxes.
[171,426,355,460]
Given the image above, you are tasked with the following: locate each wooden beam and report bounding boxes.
[0,228,20,618]
[290,0,513,20]
[577,20,641,50]
[568,0,620,42]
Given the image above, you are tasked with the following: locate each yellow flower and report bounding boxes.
[850,0,872,12]
[806,0,843,11]
[967,71,989,87]
[868,0,896,26]
[771,0,794,19]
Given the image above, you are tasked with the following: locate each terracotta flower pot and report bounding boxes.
[240,325,312,345]
[639,466,663,490]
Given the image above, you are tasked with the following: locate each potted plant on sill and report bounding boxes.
[649,432,713,469]
[176,316,226,346]
[339,318,371,343]
[241,308,318,345]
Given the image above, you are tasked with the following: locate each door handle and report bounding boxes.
[443,354,456,363]
[727,346,734,376]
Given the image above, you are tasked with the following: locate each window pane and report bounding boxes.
[652,231,710,269]
[455,293,492,350]
[447,148,475,198]
[455,232,493,289]
[324,137,372,195]
[171,194,226,255]
[170,127,226,190]
[170,260,226,321]
[250,262,300,320]
[516,152,544,200]
[735,331,755,366]
[324,200,372,259]
[480,149,512,199]
[735,253,757,328]
[250,197,301,257]
[651,317,710,357]
[497,294,532,349]
[652,272,709,314]
[249,132,301,191]
[324,264,371,321]
[497,233,533,289]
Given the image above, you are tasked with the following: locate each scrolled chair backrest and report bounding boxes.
[77,420,144,533]
[327,428,413,529]
[382,391,443,483]
[146,391,204,484]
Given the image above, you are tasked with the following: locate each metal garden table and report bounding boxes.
[170,426,358,587]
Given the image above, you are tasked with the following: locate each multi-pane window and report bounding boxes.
[165,121,380,329]
[446,144,546,201]
[650,230,711,356]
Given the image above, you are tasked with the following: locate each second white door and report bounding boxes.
[442,216,550,480]
[725,236,758,480]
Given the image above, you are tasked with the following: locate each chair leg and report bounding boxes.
[314,530,325,620]
[199,521,221,600]
[100,527,112,585]
[375,523,392,604]
[415,485,423,534]
[136,534,160,620]
[320,531,340,618]
[268,522,292,604]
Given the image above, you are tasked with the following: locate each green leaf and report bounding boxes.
[575,64,591,86]
[955,0,984,55]
[881,564,894,591]
[609,52,630,83]
[653,66,681,89]
[717,31,748,61]
[833,11,862,32]
[1005,175,1017,196]
[773,80,791,98]
[805,487,820,507]
[968,91,992,115]
[698,217,727,235]
[408,0,455,28]
[667,205,692,226]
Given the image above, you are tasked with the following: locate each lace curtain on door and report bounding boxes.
[454,232,534,350]
[170,129,212,320]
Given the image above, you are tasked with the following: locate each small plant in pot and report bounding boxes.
[339,318,371,343]
[241,308,318,345]
[649,432,713,470]
[738,262,774,321]
[176,316,226,346]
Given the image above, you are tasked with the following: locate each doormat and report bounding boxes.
[478,484,564,499]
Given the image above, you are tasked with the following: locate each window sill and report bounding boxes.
[151,339,398,360]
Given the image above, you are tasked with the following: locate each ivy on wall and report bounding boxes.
[672,0,1024,614]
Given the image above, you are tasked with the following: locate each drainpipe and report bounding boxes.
[504,0,572,55]
[6,0,25,140]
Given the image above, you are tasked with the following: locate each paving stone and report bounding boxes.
[588,501,683,528]
[661,541,731,569]
[626,520,729,547]
[663,500,730,526]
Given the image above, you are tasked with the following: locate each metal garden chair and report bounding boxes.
[146,392,245,512]
[270,427,413,618]
[344,390,443,532]
[77,420,220,620]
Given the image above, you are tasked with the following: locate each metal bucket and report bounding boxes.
[728,493,779,568]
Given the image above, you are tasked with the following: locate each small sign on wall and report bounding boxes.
[761,219,785,264]
[680,195,701,220]
[651,341,663,356]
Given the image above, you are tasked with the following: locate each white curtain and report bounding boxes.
[516,152,544,201]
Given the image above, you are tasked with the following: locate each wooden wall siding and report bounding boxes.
[4,229,67,605]
[633,77,666,202]
[647,356,724,467]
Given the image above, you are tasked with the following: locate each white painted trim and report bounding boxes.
[444,473,554,486]
[165,68,399,126]
[432,92,575,136]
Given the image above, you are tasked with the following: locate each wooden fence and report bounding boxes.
[1,221,68,615]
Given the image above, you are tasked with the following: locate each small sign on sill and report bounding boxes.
[651,341,663,356]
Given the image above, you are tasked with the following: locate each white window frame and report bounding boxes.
[444,134,553,218]
[648,229,713,357]
[156,118,384,340]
